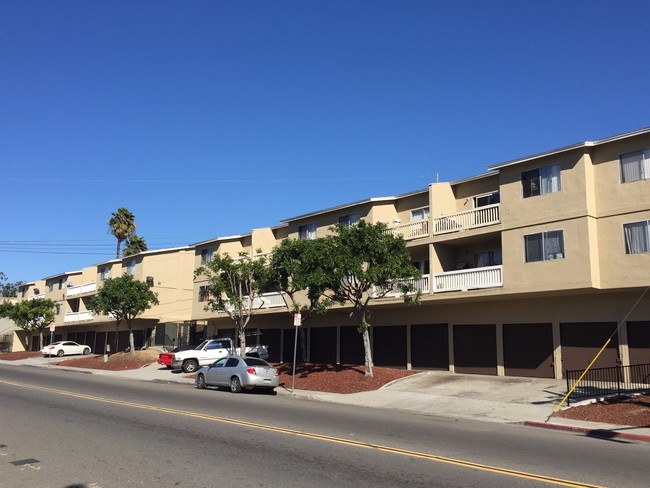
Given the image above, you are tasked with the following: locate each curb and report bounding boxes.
[524,421,650,443]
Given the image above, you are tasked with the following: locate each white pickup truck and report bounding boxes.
[171,338,270,373]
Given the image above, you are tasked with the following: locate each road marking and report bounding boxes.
[0,379,604,488]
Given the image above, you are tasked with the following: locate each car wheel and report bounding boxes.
[56,349,64,357]
[197,374,206,389]
[230,376,242,393]
[183,359,199,373]
[82,347,91,355]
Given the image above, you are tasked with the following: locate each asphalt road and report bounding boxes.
[0,364,648,488]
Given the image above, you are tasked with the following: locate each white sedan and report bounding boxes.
[41,341,91,357]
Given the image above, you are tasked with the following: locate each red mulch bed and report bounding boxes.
[0,351,41,361]
[555,394,650,427]
[275,363,417,394]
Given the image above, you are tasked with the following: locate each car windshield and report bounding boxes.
[194,340,209,350]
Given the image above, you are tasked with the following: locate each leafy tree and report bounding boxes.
[320,221,421,377]
[0,272,21,298]
[3,298,56,350]
[267,238,335,361]
[195,252,268,355]
[123,235,148,256]
[88,274,159,353]
[108,207,136,258]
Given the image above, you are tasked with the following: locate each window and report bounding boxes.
[474,192,500,208]
[524,230,565,262]
[48,281,54,292]
[338,212,361,227]
[624,221,650,254]
[58,278,64,290]
[411,207,430,221]
[198,286,210,302]
[298,223,317,240]
[55,305,61,315]
[475,250,502,267]
[200,248,214,265]
[99,267,109,281]
[126,260,135,275]
[620,149,650,183]
[521,164,561,198]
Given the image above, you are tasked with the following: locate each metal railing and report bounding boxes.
[433,204,500,235]
[566,363,650,405]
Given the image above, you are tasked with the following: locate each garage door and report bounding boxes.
[503,323,554,378]
[373,325,406,368]
[560,322,619,375]
[627,321,650,365]
[453,324,497,375]
[309,327,337,364]
[340,326,365,365]
[411,324,449,370]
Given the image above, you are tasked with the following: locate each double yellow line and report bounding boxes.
[0,379,604,488]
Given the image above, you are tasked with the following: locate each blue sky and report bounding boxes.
[1,0,649,283]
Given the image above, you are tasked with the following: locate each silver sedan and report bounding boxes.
[195,356,280,393]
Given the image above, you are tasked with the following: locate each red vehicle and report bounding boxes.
[158,344,200,369]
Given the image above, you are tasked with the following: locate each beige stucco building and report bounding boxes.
[14,127,650,379]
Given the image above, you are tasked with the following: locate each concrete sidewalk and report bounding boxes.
[5,355,650,443]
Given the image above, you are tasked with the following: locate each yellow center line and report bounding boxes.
[0,379,604,488]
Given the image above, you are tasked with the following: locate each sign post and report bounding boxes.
[291,313,301,392]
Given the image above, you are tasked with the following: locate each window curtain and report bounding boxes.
[525,234,542,262]
[624,221,649,254]
[544,230,564,258]
[540,164,561,194]
[621,151,643,183]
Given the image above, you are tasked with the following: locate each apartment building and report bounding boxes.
[15,247,195,353]
[14,127,650,380]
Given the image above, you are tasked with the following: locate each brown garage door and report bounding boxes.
[453,324,497,375]
[260,329,281,363]
[309,327,337,364]
[340,326,365,365]
[373,325,406,368]
[503,323,554,378]
[411,324,449,370]
[628,321,650,365]
[560,322,619,376]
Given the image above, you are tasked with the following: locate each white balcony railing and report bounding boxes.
[375,275,430,298]
[66,282,97,297]
[27,294,45,301]
[385,220,429,240]
[228,292,287,312]
[64,311,94,323]
[433,265,503,293]
[433,204,500,235]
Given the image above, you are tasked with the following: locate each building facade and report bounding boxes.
[14,127,650,379]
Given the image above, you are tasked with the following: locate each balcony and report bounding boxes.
[232,292,287,311]
[66,282,97,297]
[433,265,503,293]
[385,220,429,240]
[433,204,500,235]
[377,275,430,298]
[27,294,45,301]
[64,311,94,323]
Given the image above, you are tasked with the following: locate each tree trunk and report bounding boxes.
[362,326,373,377]
[238,324,246,357]
[39,330,44,351]
[299,327,307,362]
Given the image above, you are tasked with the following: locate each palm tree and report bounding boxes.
[123,235,148,256]
[108,208,136,258]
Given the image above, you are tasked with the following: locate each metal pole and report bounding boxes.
[291,325,299,392]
